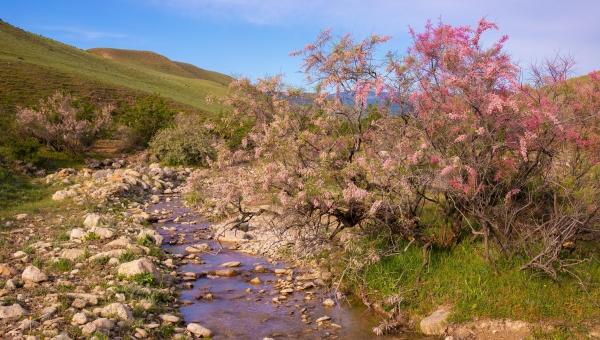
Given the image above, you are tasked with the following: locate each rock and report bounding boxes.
[118,258,162,281]
[135,327,148,338]
[0,304,27,319]
[71,298,87,309]
[274,268,288,275]
[5,279,17,290]
[150,195,160,204]
[83,213,102,228]
[322,298,336,307]
[321,271,333,280]
[138,229,164,246]
[81,322,96,335]
[0,264,17,277]
[316,316,331,325]
[187,323,214,338]
[81,318,115,335]
[92,169,113,179]
[87,249,126,262]
[254,265,268,272]
[69,228,86,240]
[13,250,27,259]
[222,261,241,267]
[159,314,180,323]
[250,277,262,285]
[52,190,77,200]
[66,293,100,306]
[90,226,115,239]
[71,312,87,325]
[185,243,211,253]
[18,318,39,330]
[215,227,251,243]
[101,302,134,322]
[22,265,48,283]
[420,307,450,335]
[105,237,132,249]
[211,269,238,277]
[41,306,58,315]
[60,249,85,261]
[15,213,28,220]
[50,332,72,340]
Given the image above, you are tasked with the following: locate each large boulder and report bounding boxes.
[22,266,48,283]
[117,258,162,281]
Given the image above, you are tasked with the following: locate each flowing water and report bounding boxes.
[151,195,426,340]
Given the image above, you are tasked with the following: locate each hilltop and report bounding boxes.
[0,19,230,115]
[87,48,232,86]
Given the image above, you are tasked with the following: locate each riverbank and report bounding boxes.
[0,157,202,338]
[1,158,599,339]
[186,169,600,339]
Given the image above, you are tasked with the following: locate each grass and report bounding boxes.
[48,258,74,272]
[341,237,600,336]
[0,19,230,120]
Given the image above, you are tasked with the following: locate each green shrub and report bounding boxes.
[120,249,138,263]
[115,93,178,149]
[0,136,42,164]
[148,114,216,166]
[130,271,157,287]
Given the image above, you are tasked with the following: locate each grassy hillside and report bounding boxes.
[0,19,230,115]
[88,48,233,86]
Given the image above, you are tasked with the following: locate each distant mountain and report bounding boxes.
[0,19,230,116]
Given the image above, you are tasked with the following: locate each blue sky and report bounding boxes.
[2,0,598,87]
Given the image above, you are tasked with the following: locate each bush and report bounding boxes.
[16,91,112,155]
[116,93,178,149]
[148,114,216,166]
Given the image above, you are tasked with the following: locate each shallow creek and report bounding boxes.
[151,195,424,339]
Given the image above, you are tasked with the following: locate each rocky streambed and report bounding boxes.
[149,195,421,339]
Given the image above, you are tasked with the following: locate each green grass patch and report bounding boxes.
[119,249,138,263]
[130,271,158,287]
[342,237,600,334]
[48,258,74,272]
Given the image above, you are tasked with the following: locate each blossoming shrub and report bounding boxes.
[195,18,600,278]
[16,91,112,155]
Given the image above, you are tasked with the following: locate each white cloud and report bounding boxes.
[142,0,600,74]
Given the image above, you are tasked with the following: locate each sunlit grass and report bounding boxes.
[343,236,600,336]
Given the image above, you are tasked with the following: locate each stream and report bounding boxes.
[150,195,425,339]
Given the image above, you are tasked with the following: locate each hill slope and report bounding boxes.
[0,19,230,115]
[87,48,232,86]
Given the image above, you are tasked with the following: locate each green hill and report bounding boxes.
[0,19,230,115]
[87,48,233,86]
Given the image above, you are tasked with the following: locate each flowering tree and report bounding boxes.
[195,18,600,277]
[17,91,112,155]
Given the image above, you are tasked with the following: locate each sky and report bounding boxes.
[2,0,599,87]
